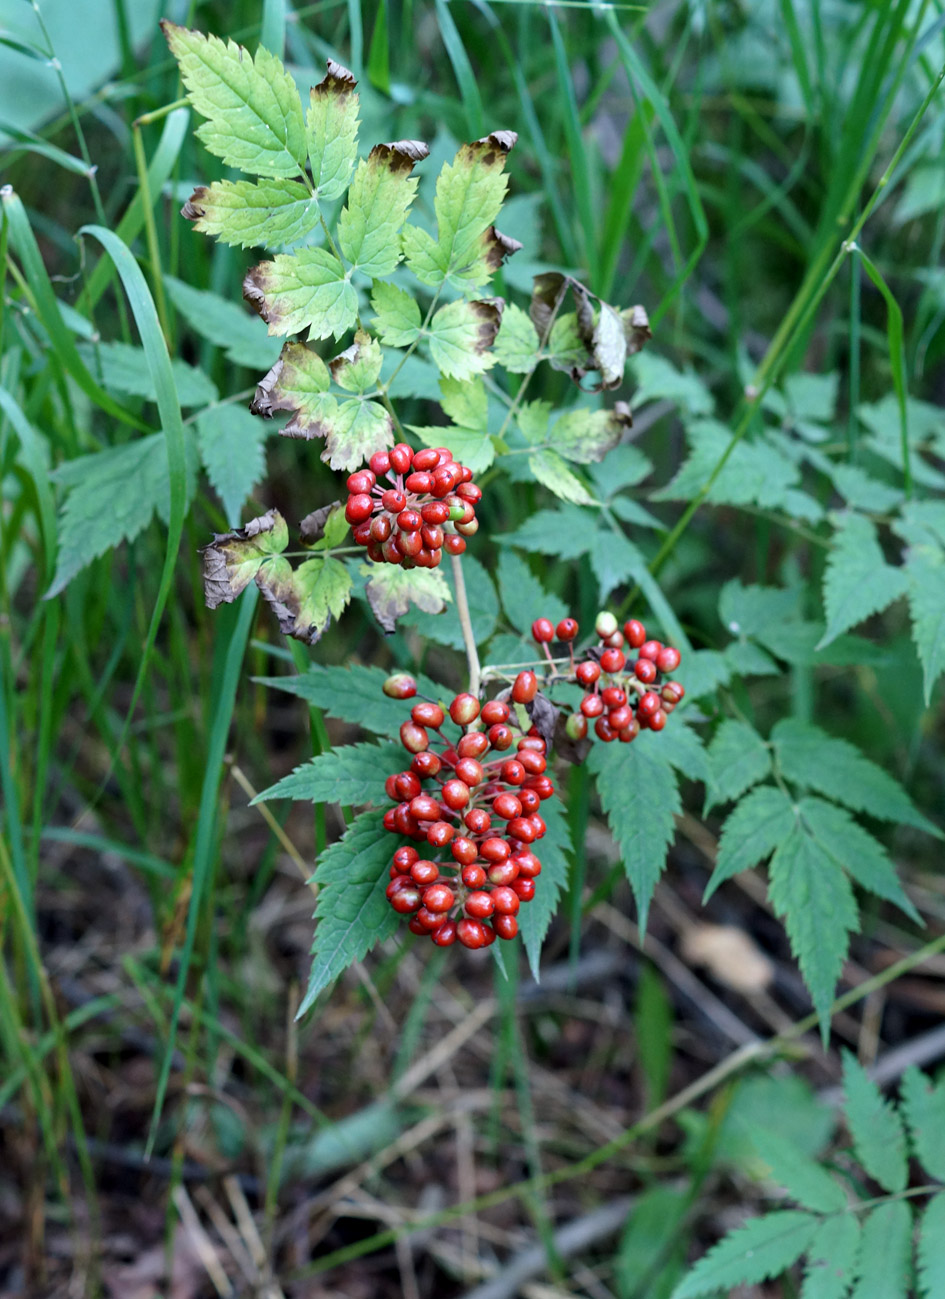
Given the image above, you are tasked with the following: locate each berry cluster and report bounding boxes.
[533,611,684,744]
[345,443,480,568]
[381,675,553,949]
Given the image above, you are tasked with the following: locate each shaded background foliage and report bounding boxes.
[3,0,945,1295]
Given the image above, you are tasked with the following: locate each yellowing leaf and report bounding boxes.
[338,140,429,278]
[307,60,360,200]
[243,248,357,340]
[182,178,320,249]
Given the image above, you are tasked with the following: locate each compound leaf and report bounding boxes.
[901,1067,945,1181]
[162,22,307,179]
[704,784,794,900]
[182,178,320,249]
[427,298,501,380]
[243,248,357,340]
[364,562,451,633]
[818,513,908,648]
[588,733,680,931]
[751,1130,847,1213]
[196,403,268,526]
[255,552,351,644]
[338,140,429,277]
[254,741,403,806]
[706,719,771,809]
[801,1215,861,1299]
[671,1211,819,1299]
[848,1202,911,1299]
[797,797,920,922]
[842,1051,908,1193]
[299,812,401,1015]
[307,60,360,200]
[252,340,334,431]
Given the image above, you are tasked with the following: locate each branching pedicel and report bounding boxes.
[164,22,680,980]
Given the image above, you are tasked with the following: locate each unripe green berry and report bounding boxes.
[594,611,618,639]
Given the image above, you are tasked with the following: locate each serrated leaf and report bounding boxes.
[306,60,359,200]
[588,734,680,931]
[517,400,551,444]
[181,178,320,249]
[427,298,501,380]
[496,550,568,634]
[828,462,902,513]
[320,398,393,471]
[801,1215,861,1299]
[370,281,422,347]
[243,248,357,340]
[518,796,571,980]
[724,639,780,679]
[409,423,495,474]
[255,662,445,738]
[252,340,333,428]
[330,330,383,392]
[901,1067,945,1181]
[589,528,642,602]
[364,562,451,633]
[529,449,596,505]
[705,786,795,900]
[49,432,199,597]
[918,1195,945,1299]
[254,741,404,805]
[671,1211,819,1299]
[162,22,306,179]
[196,404,268,526]
[818,513,908,648]
[493,302,540,372]
[546,311,586,373]
[797,798,920,922]
[772,718,936,834]
[499,505,595,558]
[769,826,858,1032]
[680,648,733,702]
[200,508,288,609]
[402,130,517,290]
[299,813,401,1015]
[631,351,713,416]
[77,341,217,408]
[706,720,772,810]
[546,405,631,464]
[750,1129,847,1212]
[164,276,277,369]
[256,553,351,644]
[842,1051,908,1193]
[655,723,710,786]
[904,548,945,703]
[338,140,428,277]
[590,444,653,496]
[848,1202,911,1299]
[719,579,803,638]
[396,553,498,650]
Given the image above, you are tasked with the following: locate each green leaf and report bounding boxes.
[671,1211,819,1299]
[818,513,908,648]
[364,562,451,633]
[918,1195,945,1299]
[750,1129,847,1213]
[330,330,384,392]
[306,60,360,200]
[772,718,936,834]
[243,248,357,340]
[49,432,199,597]
[529,449,596,505]
[719,579,802,638]
[709,784,789,898]
[769,826,858,1032]
[201,508,289,609]
[498,505,594,559]
[196,404,268,527]
[655,723,711,786]
[904,547,945,703]
[546,405,631,464]
[77,341,217,408]
[162,22,306,179]
[410,423,495,475]
[901,1067,945,1181]
[616,1185,688,1299]
[254,741,403,805]
[518,795,571,980]
[370,281,422,347]
[517,400,551,444]
[842,1051,908,1193]
[828,462,902,513]
[797,798,920,922]
[255,552,352,644]
[440,375,487,429]
[631,351,713,416]
[299,813,401,1015]
[252,340,333,425]
[493,302,540,372]
[679,649,733,702]
[496,550,568,634]
[181,178,320,249]
[588,734,680,930]
[590,444,653,497]
[255,662,445,738]
[427,298,501,380]
[402,130,518,290]
[801,1215,861,1299]
[848,1202,911,1299]
[546,311,587,373]
[589,529,643,603]
[397,553,497,649]
[338,140,428,277]
[303,502,350,550]
[706,720,771,809]
[164,276,278,369]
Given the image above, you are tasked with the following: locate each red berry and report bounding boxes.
[427,821,455,848]
[404,470,432,494]
[604,631,625,649]
[411,750,441,777]
[481,700,509,725]
[640,640,662,662]
[601,686,626,707]
[638,691,661,717]
[400,530,423,558]
[491,886,520,915]
[393,846,419,871]
[634,659,657,685]
[465,807,491,834]
[383,809,398,831]
[532,618,555,643]
[390,887,421,914]
[556,617,579,641]
[511,878,536,902]
[575,660,601,687]
[581,693,604,718]
[454,757,484,786]
[493,914,519,940]
[412,447,440,471]
[461,863,487,888]
[512,671,538,704]
[618,722,640,743]
[518,736,545,753]
[457,918,488,949]
[600,648,626,673]
[500,759,526,785]
[528,814,546,839]
[662,681,685,704]
[458,731,490,759]
[381,536,405,564]
[370,514,392,543]
[518,750,546,775]
[397,508,422,533]
[657,646,681,673]
[465,891,495,919]
[432,921,457,946]
[608,704,634,731]
[424,883,454,913]
[441,779,471,811]
[492,792,523,821]
[525,774,554,800]
[623,620,646,648]
[345,493,374,524]
[648,708,668,732]
[415,906,448,930]
[480,837,511,863]
[420,524,443,550]
[390,443,412,474]
[381,488,406,513]
[408,916,428,935]
[394,771,422,801]
[408,794,440,822]
[421,501,450,525]
[352,520,372,545]
[594,717,616,742]
[487,724,513,751]
[449,693,481,726]
[400,721,429,752]
[518,788,541,814]
[411,701,445,728]
[456,482,482,504]
[370,449,391,476]
[444,535,466,555]
[507,816,536,843]
[451,837,479,865]
[487,861,519,886]
[411,860,440,885]
[384,774,399,800]
[512,851,541,878]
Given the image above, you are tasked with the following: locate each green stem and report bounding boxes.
[451,553,480,697]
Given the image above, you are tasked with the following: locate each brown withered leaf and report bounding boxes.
[299,500,343,546]
[525,691,559,754]
[623,304,652,356]
[529,273,651,392]
[200,508,288,610]
[318,59,357,92]
[364,563,450,634]
[372,139,430,170]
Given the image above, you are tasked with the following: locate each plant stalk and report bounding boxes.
[451,553,480,697]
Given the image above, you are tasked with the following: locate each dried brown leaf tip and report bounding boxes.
[481,227,523,274]
[201,509,288,610]
[180,186,208,222]
[371,140,430,172]
[299,501,342,546]
[316,60,357,93]
[469,299,505,353]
